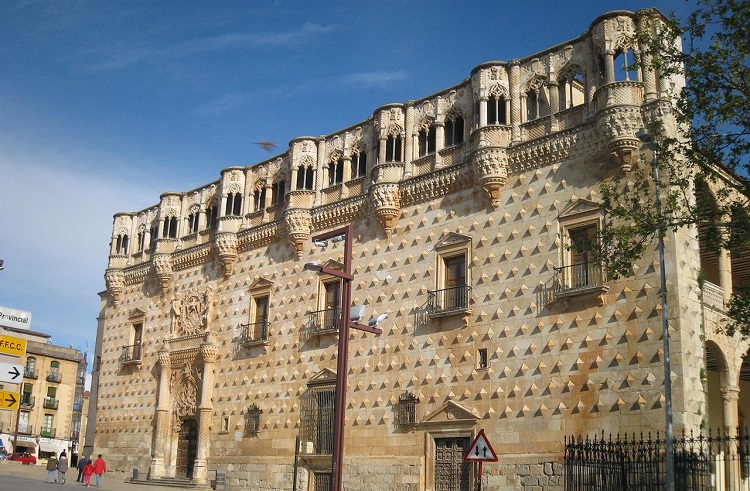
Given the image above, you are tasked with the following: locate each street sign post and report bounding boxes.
[0,390,19,411]
[0,335,27,358]
[0,361,23,384]
[463,429,498,491]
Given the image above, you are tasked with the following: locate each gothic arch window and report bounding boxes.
[328,153,344,186]
[162,216,178,239]
[137,224,147,251]
[350,145,367,179]
[253,181,267,212]
[114,232,129,255]
[418,120,436,157]
[525,77,549,121]
[487,85,508,125]
[271,179,286,206]
[613,48,638,81]
[385,133,403,162]
[444,110,465,146]
[225,192,243,216]
[558,65,585,110]
[296,162,315,190]
[205,199,219,229]
[187,206,200,234]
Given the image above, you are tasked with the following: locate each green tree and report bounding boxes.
[598,1,750,335]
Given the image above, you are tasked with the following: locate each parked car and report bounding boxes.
[8,452,36,465]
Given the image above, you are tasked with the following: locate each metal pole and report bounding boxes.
[652,146,675,491]
[331,224,352,491]
[13,380,23,453]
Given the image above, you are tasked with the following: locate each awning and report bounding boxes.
[39,441,63,454]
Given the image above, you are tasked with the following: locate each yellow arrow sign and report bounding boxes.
[0,390,18,410]
[0,335,27,357]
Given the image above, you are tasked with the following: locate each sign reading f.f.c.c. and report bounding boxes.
[0,334,27,358]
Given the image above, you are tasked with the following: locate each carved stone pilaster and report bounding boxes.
[104,268,125,305]
[598,105,643,172]
[215,232,238,276]
[472,147,508,208]
[369,183,401,238]
[284,208,312,258]
[152,254,173,294]
[194,340,218,485]
[151,348,172,479]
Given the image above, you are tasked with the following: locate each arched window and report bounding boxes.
[487,95,507,125]
[350,150,367,179]
[613,48,638,81]
[25,356,36,378]
[272,180,286,205]
[445,113,465,146]
[225,192,243,216]
[385,134,402,162]
[187,208,200,234]
[418,124,436,157]
[329,156,344,186]
[115,234,129,255]
[254,184,267,212]
[206,202,219,229]
[558,67,585,110]
[296,166,315,190]
[162,216,178,238]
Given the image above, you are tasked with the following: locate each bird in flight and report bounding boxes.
[255,141,278,152]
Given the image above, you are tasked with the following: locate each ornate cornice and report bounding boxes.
[172,243,212,271]
[507,124,603,174]
[237,222,279,253]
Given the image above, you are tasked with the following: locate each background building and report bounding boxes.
[0,325,87,459]
[90,9,749,491]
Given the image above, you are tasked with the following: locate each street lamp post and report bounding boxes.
[305,224,383,491]
[638,130,674,491]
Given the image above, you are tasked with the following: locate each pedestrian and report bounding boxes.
[46,453,59,483]
[93,454,107,487]
[57,451,68,484]
[76,455,88,482]
[83,460,95,487]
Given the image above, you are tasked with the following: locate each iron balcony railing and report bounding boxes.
[427,285,472,314]
[24,368,37,379]
[46,370,62,383]
[40,427,56,438]
[43,397,59,410]
[21,395,35,409]
[70,430,80,442]
[307,307,340,335]
[553,261,605,294]
[120,343,142,364]
[18,425,33,435]
[239,321,269,346]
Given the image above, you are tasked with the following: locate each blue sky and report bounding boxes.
[0,1,692,359]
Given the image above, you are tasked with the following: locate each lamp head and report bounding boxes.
[368,313,388,327]
[304,260,324,272]
[314,240,328,247]
[330,235,346,243]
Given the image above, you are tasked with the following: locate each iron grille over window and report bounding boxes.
[245,404,262,435]
[300,383,335,455]
[313,472,332,491]
[395,392,418,427]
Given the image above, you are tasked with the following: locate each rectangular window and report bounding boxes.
[477,348,488,369]
[443,254,468,310]
[254,188,267,212]
[351,152,367,179]
[445,117,465,146]
[272,180,286,205]
[323,281,341,329]
[225,193,243,216]
[300,385,335,455]
[385,135,402,162]
[206,205,218,229]
[429,234,472,316]
[566,224,600,289]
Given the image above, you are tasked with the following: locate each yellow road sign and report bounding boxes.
[0,390,18,410]
[0,335,27,357]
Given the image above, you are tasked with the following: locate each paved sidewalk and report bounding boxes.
[0,461,195,491]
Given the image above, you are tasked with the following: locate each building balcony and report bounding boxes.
[18,425,33,435]
[553,262,608,299]
[40,428,56,438]
[70,430,80,442]
[239,321,269,347]
[306,307,340,336]
[43,397,59,410]
[21,395,35,409]
[120,343,142,365]
[701,281,725,310]
[46,371,62,383]
[427,285,472,317]
[24,368,37,379]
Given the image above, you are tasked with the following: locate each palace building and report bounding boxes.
[89,9,750,491]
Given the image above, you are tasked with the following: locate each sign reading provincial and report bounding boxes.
[0,390,19,411]
[0,335,27,358]
[463,429,499,462]
[0,306,32,330]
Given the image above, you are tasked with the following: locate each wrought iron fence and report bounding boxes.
[307,307,340,335]
[239,321,268,345]
[565,429,750,491]
[120,343,142,363]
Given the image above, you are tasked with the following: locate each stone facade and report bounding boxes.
[89,9,750,491]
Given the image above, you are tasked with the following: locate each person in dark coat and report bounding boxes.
[76,455,88,482]
[58,451,69,484]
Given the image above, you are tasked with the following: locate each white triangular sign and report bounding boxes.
[463,429,498,462]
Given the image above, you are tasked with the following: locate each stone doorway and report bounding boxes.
[434,437,470,491]
[176,418,198,478]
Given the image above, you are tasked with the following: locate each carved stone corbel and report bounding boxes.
[152,254,173,294]
[284,208,312,258]
[104,268,125,305]
[472,147,508,208]
[369,183,401,238]
[215,232,238,276]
